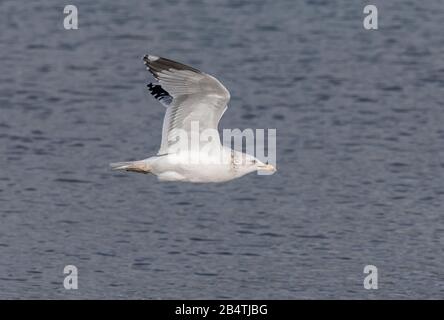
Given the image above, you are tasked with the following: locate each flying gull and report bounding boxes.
[110,54,276,183]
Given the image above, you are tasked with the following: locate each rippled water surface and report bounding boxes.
[1,0,444,298]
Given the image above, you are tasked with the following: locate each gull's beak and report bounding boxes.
[258,163,277,173]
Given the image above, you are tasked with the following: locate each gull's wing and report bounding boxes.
[143,54,230,155]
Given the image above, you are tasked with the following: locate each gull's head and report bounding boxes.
[254,159,276,174]
[236,153,276,175]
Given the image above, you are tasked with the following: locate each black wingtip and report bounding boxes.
[147,83,170,98]
[143,54,160,64]
[146,82,172,106]
[142,54,202,74]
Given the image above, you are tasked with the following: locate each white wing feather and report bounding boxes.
[143,55,230,155]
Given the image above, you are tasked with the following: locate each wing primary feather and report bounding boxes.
[143,55,202,74]
[147,83,172,107]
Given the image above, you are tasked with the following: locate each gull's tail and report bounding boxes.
[110,160,151,174]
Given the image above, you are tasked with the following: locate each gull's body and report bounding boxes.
[110,54,275,183]
[140,148,248,183]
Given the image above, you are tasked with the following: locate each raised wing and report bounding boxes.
[143,55,230,155]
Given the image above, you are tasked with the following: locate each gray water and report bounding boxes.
[1,0,443,299]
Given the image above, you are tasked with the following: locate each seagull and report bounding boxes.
[110,54,276,183]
